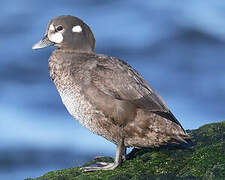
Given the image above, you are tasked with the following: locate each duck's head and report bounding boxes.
[32,15,95,53]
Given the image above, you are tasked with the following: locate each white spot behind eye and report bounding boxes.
[72,25,82,33]
[49,24,55,31]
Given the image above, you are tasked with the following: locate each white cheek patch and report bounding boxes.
[48,32,63,43]
[72,25,82,33]
[49,24,55,31]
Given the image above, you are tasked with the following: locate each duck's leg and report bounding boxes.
[81,139,124,172]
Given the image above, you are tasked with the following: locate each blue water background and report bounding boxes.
[1,1,225,179]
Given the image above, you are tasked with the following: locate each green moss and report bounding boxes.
[203,163,225,180]
[25,121,225,180]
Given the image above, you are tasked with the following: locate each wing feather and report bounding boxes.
[90,55,169,112]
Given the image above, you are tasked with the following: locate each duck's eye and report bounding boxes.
[56,25,63,32]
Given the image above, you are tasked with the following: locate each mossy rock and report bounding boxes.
[25,121,225,180]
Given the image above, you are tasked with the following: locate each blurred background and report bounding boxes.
[1,0,225,179]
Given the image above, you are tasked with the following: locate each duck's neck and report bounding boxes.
[55,47,95,55]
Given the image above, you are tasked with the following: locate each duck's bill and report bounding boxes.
[32,35,54,50]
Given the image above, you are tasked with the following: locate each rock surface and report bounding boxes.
[25,121,225,180]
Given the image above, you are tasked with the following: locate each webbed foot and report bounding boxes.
[81,162,119,172]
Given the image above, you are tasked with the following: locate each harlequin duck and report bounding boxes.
[32,15,191,171]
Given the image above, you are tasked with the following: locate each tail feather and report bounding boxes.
[154,111,185,132]
[171,135,188,144]
[171,135,193,148]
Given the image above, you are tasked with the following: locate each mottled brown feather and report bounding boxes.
[49,50,190,147]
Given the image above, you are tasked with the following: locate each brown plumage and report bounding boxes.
[32,15,191,171]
